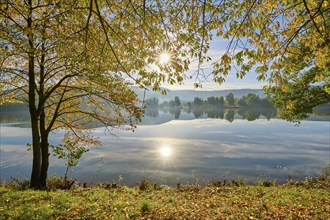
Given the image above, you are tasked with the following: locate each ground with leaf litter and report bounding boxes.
[1,178,329,219]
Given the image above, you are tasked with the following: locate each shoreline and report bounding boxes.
[1,175,329,219]
[3,172,329,190]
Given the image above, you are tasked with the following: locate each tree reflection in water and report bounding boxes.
[143,95,279,123]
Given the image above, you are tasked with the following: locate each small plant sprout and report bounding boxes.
[51,133,94,188]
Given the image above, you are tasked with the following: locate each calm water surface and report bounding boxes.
[1,113,329,185]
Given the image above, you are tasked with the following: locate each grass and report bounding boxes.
[140,200,151,214]
[0,177,329,219]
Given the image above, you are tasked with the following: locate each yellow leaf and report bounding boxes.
[314,74,324,82]
[275,21,280,30]
[281,85,289,92]
[286,102,294,109]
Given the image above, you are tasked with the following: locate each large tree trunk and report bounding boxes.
[39,110,49,188]
[39,28,48,189]
[29,51,41,188]
[30,119,41,188]
[29,52,41,188]
[27,0,41,189]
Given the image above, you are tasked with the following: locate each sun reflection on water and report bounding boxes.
[160,146,172,157]
[158,145,175,169]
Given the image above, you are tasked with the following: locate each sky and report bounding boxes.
[164,37,267,91]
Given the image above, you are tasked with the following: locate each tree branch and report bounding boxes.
[302,0,324,36]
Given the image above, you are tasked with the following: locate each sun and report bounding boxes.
[160,146,172,157]
[159,52,171,65]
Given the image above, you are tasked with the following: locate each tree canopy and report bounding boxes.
[208,0,330,120]
[1,0,329,188]
[0,0,211,188]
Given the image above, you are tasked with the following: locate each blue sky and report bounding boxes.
[165,37,267,91]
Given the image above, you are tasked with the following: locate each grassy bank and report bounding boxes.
[1,177,329,219]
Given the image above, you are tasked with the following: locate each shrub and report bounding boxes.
[258,179,276,187]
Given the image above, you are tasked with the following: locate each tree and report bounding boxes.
[145,98,159,108]
[225,93,235,106]
[173,96,181,107]
[208,0,330,120]
[0,0,143,188]
[193,97,203,107]
[51,134,90,189]
[268,72,329,122]
[219,96,225,106]
[0,0,211,188]
[207,96,216,105]
[240,94,260,106]
[145,98,159,117]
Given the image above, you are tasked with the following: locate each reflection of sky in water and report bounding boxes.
[1,119,329,185]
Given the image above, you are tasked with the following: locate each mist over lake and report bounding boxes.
[1,95,329,185]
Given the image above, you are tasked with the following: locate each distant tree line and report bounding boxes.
[146,93,275,110]
[144,93,278,120]
[0,103,29,123]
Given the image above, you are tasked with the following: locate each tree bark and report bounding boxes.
[29,48,41,188]
[30,117,41,188]
[40,109,49,188]
[27,0,41,189]
[40,138,49,188]
[39,26,49,189]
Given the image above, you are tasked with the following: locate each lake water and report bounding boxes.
[0,108,329,185]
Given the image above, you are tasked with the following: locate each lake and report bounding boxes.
[0,108,329,185]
